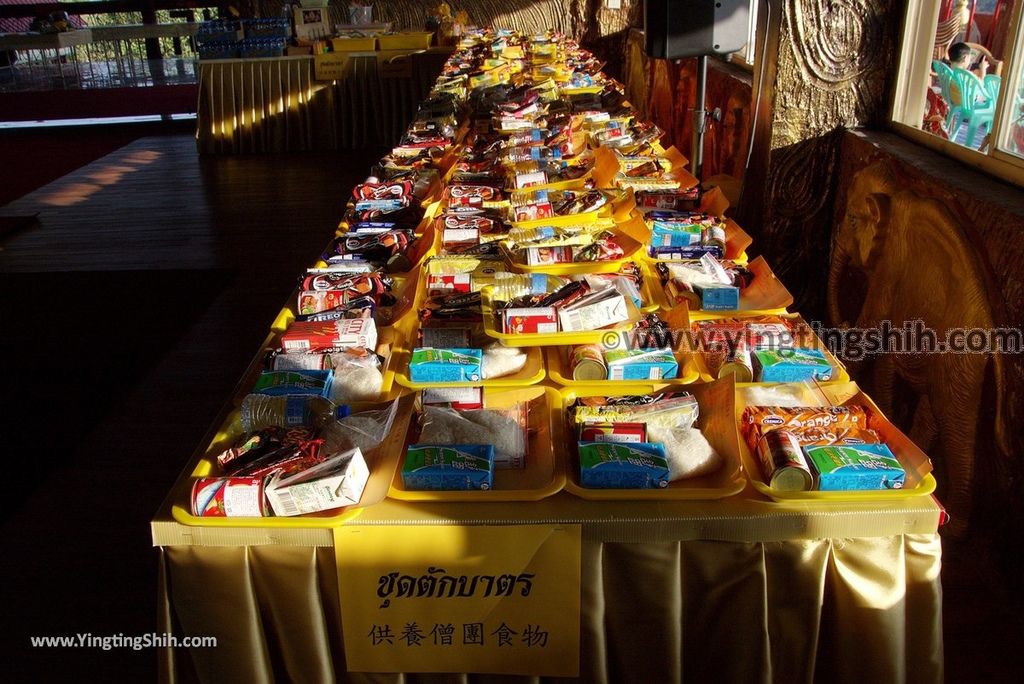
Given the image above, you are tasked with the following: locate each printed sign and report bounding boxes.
[314,53,350,81]
[334,524,581,676]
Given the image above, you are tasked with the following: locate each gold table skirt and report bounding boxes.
[157,531,942,683]
[195,51,450,154]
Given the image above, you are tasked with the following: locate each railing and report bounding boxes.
[0,2,221,91]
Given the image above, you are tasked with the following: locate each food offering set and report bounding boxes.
[180,28,937,526]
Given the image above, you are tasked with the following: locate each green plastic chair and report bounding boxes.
[947,68,997,147]
[932,59,954,104]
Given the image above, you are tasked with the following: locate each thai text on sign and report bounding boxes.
[334,524,581,676]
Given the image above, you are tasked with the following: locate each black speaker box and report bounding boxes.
[644,0,751,59]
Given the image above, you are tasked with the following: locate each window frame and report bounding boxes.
[890,0,1024,188]
[727,0,760,72]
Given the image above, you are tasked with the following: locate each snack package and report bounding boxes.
[572,392,699,429]
[647,425,721,481]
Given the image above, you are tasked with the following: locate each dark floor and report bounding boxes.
[0,133,384,681]
[0,131,1020,682]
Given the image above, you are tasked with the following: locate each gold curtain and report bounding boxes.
[158,534,942,683]
[195,51,450,154]
[196,57,338,154]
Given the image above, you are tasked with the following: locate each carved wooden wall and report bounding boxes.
[833,130,1024,541]
[739,0,903,318]
[622,32,753,182]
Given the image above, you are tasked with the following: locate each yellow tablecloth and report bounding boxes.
[195,50,450,154]
[153,493,943,683]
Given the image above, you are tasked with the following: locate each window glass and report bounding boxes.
[922,0,1014,151]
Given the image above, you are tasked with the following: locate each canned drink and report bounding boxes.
[191,477,269,517]
[702,224,726,253]
[717,339,753,382]
[570,344,608,381]
[756,430,813,491]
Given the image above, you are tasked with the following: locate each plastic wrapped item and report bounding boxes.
[647,425,722,481]
[318,398,400,455]
[418,404,528,468]
[572,392,699,429]
[329,348,385,403]
[739,382,827,409]
[481,343,528,379]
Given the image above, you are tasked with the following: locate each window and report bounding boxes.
[892,0,1024,184]
[728,0,761,69]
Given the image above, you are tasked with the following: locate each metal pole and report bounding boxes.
[691,54,708,185]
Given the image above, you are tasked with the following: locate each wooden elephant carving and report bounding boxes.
[827,161,1010,536]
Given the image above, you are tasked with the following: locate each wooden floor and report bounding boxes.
[0,135,384,680]
[0,133,1020,681]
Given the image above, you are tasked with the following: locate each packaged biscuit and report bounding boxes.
[741,405,870,451]
[741,405,868,432]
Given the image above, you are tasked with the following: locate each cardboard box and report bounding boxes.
[252,370,333,397]
[409,348,483,383]
[558,290,628,332]
[578,442,670,489]
[266,448,369,516]
[804,444,906,491]
[281,318,377,352]
[402,445,494,490]
[753,348,833,383]
[502,307,558,334]
[604,348,679,381]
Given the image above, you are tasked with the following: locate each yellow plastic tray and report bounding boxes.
[561,376,747,500]
[545,345,700,387]
[270,267,419,333]
[638,216,752,265]
[650,255,794,321]
[504,166,594,193]
[735,381,937,503]
[508,187,636,229]
[170,378,416,528]
[689,312,851,385]
[337,198,440,235]
[392,326,547,389]
[480,285,645,347]
[594,144,698,192]
[500,231,644,277]
[331,36,377,52]
[387,385,566,501]
[377,31,433,50]
[331,204,439,275]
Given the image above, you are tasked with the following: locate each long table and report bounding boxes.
[156,32,944,684]
[153,472,943,683]
[196,49,450,153]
